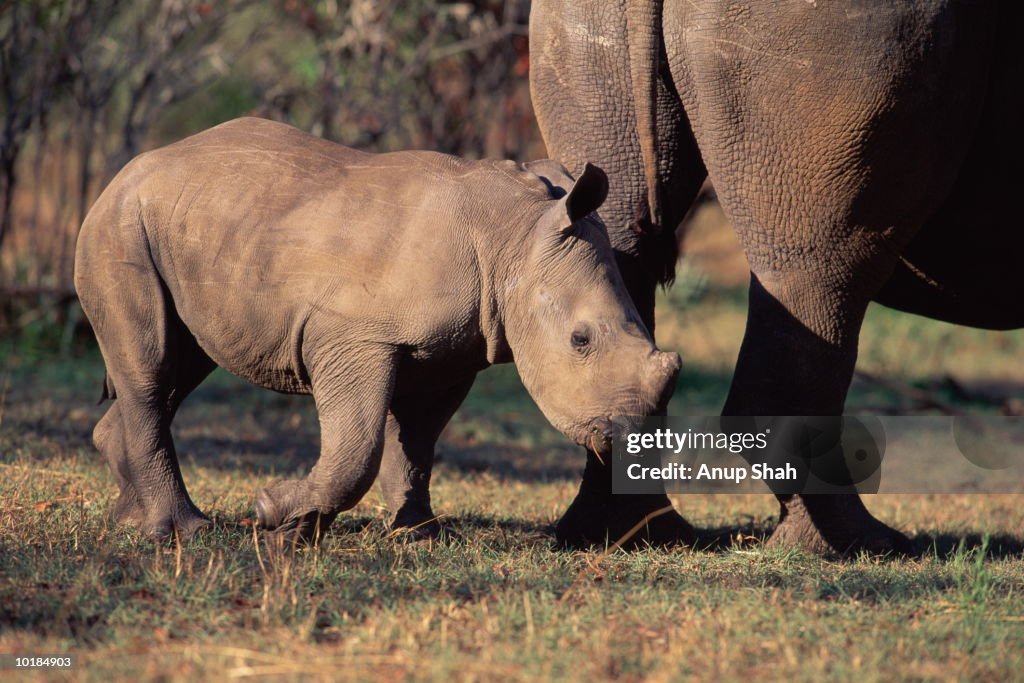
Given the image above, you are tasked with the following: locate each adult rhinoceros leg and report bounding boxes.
[378,379,475,539]
[723,274,913,556]
[255,345,397,544]
[663,0,994,557]
[529,1,705,548]
[557,448,696,549]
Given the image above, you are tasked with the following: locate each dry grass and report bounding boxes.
[2,216,1023,681]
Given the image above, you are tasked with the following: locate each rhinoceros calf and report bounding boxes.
[74,117,681,542]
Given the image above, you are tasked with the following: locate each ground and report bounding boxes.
[1,212,1023,681]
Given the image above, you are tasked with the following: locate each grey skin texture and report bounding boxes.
[530,0,1023,554]
[74,117,682,542]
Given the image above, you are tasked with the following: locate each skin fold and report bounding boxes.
[530,0,1023,554]
[74,117,682,543]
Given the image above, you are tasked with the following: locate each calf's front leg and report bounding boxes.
[255,346,398,543]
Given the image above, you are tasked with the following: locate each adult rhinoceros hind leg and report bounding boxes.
[767,495,913,558]
[377,379,475,541]
[556,450,695,549]
[679,0,995,558]
[724,276,914,558]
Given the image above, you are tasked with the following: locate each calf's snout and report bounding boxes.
[654,350,682,377]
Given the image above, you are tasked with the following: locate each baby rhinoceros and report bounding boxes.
[74,117,681,542]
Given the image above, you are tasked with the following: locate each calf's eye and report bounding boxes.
[570,331,590,350]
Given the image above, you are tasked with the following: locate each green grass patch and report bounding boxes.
[2,292,1023,681]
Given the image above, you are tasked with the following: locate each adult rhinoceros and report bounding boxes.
[529,0,1023,554]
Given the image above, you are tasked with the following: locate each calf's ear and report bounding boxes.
[565,163,608,223]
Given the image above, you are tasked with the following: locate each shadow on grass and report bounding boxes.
[175,439,584,483]
[177,435,319,475]
[692,518,776,553]
[449,512,554,538]
[198,512,551,549]
[196,512,376,537]
[911,531,1024,560]
[438,444,582,483]
[692,524,1024,560]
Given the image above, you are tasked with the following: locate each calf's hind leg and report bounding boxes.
[378,379,475,539]
[255,347,398,543]
[94,349,216,533]
[80,235,216,540]
[93,403,144,527]
[87,309,215,540]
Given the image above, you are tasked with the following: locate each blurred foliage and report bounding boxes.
[268,0,535,155]
[0,0,539,339]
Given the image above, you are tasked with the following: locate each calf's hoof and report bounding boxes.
[255,479,336,545]
[767,495,914,558]
[111,486,147,528]
[389,504,444,542]
[144,504,212,542]
[112,487,210,541]
[556,490,695,549]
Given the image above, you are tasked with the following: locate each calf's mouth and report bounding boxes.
[576,415,617,455]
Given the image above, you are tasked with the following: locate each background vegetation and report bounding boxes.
[2,1,1023,681]
[1,0,536,339]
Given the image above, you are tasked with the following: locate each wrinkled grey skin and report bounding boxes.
[74,117,681,542]
[531,0,1023,554]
